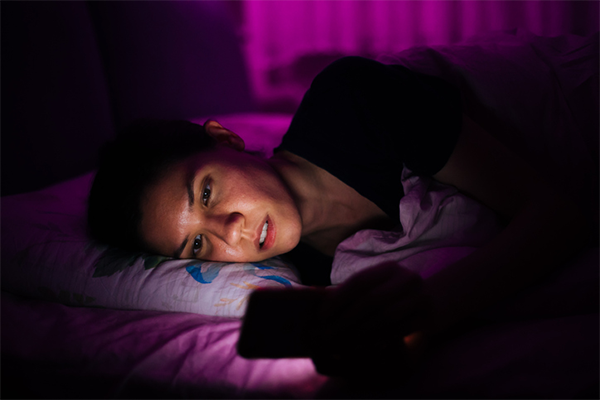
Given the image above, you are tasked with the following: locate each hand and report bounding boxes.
[311,262,432,377]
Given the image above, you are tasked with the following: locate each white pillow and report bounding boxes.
[1,113,305,318]
[1,173,306,317]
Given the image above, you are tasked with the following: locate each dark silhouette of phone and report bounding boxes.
[237,288,328,358]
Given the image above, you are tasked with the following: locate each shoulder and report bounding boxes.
[310,56,442,104]
[316,56,383,77]
[311,56,405,91]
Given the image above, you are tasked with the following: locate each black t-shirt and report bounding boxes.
[276,56,462,286]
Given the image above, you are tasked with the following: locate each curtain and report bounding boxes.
[239,0,599,110]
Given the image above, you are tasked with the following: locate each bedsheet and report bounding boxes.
[3,245,597,399]
[332,167,504,284]
[2,30,598,398]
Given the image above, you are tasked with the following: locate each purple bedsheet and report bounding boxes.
[3,246,597,398]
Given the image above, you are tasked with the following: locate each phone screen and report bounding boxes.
[237,288,327,359]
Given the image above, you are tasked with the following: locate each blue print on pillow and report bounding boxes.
[185,260,294,287]
[185,262,222,283]
[247,263,292,287]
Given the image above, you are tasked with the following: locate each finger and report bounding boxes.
[319,263,419,321]
[320,265,423,330]
[324,275,421,334]
[378,294,433,337]
[326,291,432,350]
[360,294,430,341]
[354,268,423,315]
[336,262,401,296]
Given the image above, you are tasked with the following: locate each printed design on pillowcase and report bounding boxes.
[92,246,170,277]
[185,262,222,283]
[186,262,246,311]
[11,204,299,317]
[247,263,293,287]
[215,281,262,311]
[185,261,294,311]
[185,262,293,287]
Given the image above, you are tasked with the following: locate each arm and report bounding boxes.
[315,114,591,376]
[426,114,591,334]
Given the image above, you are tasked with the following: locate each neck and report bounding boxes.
[269,150,393,256]
[268,150,330,237]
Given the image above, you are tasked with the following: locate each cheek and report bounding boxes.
[237,160,289,196]
[250,172,295,205]
[208,241,253,262]
[279,214,303,250]
[228,171,292,211]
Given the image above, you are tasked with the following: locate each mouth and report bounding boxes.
[257,216,275,251]
[259,221,268,247]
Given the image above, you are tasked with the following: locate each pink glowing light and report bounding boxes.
[239,1,599,111]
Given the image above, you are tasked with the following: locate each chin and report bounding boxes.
[280,229,302,254]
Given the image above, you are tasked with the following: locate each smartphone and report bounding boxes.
[237,288,328,359]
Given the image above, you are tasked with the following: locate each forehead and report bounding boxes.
[139,162,190,252]
[183,145,245,170]
[151,160,190,200]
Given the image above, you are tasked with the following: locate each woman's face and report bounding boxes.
[139,144,303,262]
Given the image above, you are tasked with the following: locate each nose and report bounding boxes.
[207,212,244,246]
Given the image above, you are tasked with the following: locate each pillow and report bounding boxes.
[1,113,305,318]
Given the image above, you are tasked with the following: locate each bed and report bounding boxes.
[2,2,598,398]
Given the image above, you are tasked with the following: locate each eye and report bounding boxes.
[192,234,203,255]
[202,182,211,205]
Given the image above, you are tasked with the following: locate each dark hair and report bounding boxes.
[87,119,216,251]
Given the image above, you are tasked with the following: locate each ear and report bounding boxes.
[204,120,245,151]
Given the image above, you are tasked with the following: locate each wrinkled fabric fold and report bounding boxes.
[332,168,504,284]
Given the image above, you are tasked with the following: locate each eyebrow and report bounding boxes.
[174,172,196,259]
[173,237,188,259]
[186,172,195,208]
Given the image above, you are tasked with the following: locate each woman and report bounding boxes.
[88,56,589,376]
